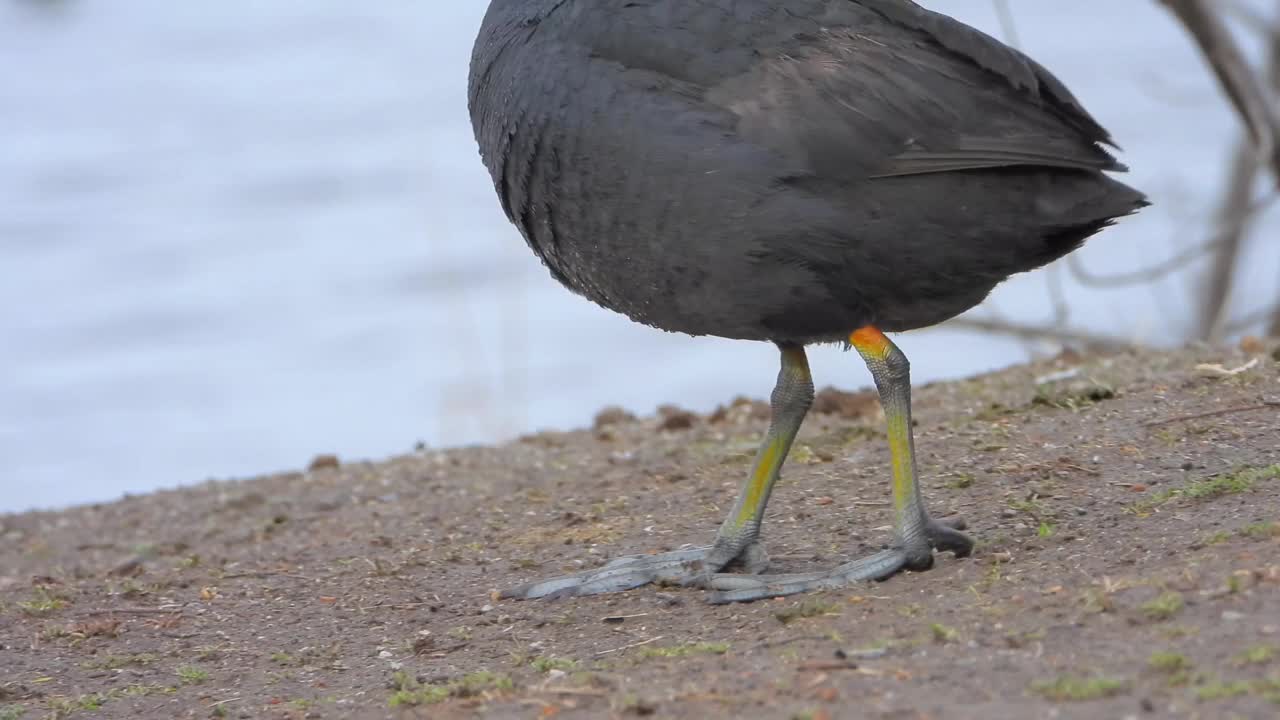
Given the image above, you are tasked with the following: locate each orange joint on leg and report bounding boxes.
[849,325,891,359]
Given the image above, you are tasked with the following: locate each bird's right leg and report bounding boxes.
[500,344,815,599]
[707,327,973,603]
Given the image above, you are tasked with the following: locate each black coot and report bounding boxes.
[468,0,1146,603]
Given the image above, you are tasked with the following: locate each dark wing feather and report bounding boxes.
[508,0,1123,180]
[876,138,1129,178]
[854,0,1115,146]
[698,0,1123,180]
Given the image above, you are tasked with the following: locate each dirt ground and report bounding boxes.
[2,343,1279,720]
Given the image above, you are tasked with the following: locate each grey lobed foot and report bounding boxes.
[706,517,973,604]
[500,541,770,600]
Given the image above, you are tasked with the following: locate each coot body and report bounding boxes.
[468,0,1146,345]
[468,0,1145,603]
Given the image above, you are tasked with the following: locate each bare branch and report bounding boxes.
[1200,2,1280,340]
[943,317,1133,351]
[1066,192,1276,289]
[1199,139,1260,341]
[992,0,1022,49]
[1158,0,1280,182]
[1067,237,1216,288]
[1224,302,1280,334]
[1220,0,1277,34]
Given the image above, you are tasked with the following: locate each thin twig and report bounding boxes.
[753,634,831,650]
[992,0,1022,49]
[1143,399,1280,427]
[594,635,664,656]
[1045,263,1071,329]
[943,317,1132,350]
[76,607,183,616]
[356,601,435,611]
[796,660,860,672]
[221,571,313,581]
[534,687,611,696]
[1067,193,1277,290]
[1068,236,1216,288]
[601,612,650,623]
[1224,303,1280,334]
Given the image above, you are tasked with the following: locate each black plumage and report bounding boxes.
[468,0,1147,603]
[469,0,1146,345]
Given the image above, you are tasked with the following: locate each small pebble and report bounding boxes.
[1239,335,1265,355]
[657,404,698,430]
[593,406,636,429]
[653,592,683,607]
[308,454,341,472]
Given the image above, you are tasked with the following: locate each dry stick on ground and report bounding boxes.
[752,634,832,650]
[1158,0,1280,183]
[1143,398,1280,427]
[75,607,183,616]
[1200,7,1280,341]
[594,635,664,656]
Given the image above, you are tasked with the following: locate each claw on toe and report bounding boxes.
[499,522,974,603]
[704,520,976,603]
[925,516,974,558]
[706,548,907,603]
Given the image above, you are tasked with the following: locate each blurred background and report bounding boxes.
[2,0,1277,513]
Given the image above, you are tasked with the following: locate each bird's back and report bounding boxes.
[469,0,1147,343]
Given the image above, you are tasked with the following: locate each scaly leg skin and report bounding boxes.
[501,345,815,600]
[708,326,973,604]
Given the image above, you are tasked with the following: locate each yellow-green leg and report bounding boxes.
[709,326,972,603]
[708,344,813,566]
[502,344,814,600]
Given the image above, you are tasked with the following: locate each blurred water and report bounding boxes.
[1,0,1276,512]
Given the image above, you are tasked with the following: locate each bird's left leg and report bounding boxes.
[709,326,973,603]
[498,344,814,599]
